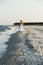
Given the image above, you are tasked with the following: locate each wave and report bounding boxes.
[0,25,43,59]
[0,25,18,58]
[0,25,11,32]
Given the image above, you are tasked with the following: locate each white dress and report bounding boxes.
[19,24,24,31]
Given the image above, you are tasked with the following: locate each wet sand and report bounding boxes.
[0,26,43,65]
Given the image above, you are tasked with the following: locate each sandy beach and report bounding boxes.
[0,26,43,65]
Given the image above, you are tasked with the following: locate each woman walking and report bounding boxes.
[19,20,24,32]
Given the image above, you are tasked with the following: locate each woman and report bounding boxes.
[19,20,24,32]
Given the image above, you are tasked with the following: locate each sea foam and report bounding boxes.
[0,26,17,58]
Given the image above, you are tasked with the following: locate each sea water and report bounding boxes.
[0,25,18,58]
[0,25,43,58]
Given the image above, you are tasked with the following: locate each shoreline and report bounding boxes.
[0,30,43,65]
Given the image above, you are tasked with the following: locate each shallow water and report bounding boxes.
[0,25,43,65]
[25,26,43,55]
[14,26,43,65]
[0,26,18,58]
[0,25,43,58]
